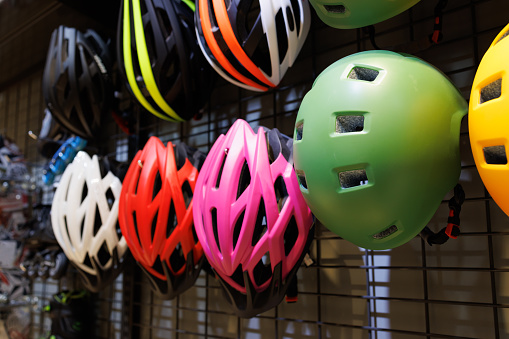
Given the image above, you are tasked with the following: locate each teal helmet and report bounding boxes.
[309,0,420,29]
[293,50,467,250]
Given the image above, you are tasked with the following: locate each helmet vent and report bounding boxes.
[338,169,368,189]
[348,67,379,82]
[237,161,251,200]
[233,211,245,250]
[480,78,501,104]
[284,216,299,256]
[97,241,111,267]
[286,7,295,32]
[295,121,304,140]
[296,171,307,190]
[170,243,185,272]
[290,0,301,33]
[484,145,507,165]
[336,115,364,133]
[181,180,193,209]
[106,187,115,210]
[93,205,102,236]
[253,251,272,286]
[373,225,398,240]
[81,181,88,203]
[61,38,69,62]
[274,176,288,213]
[215,154,227,188]
[252,200,267,246]
[211,208,221,252]
[167,201,178,238]
[151,211,158,240]
[153,171,162,200]
[324,4,346,14]
[495,30,509,45]
[275,9,289,64]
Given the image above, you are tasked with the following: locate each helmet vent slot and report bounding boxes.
[284,216,298,256]
[153,170,162,200]
[81,181,88,203]
[373,225,398,240]
[336,115,364,133]
[348,67,379,82]
[211,208,221,252]
[181,180,193,209]
[295,121,304,140]
[61,38,69,62]
[480,78,501,104]
[484,145,507,165]
[215,153,227,188]
[275,9,289,65]
[233,210,245,250]
[237,160,251,200]
[151,210,158,240]
[230,265,245,288]
[274,176,288,213]
[290,0,301,33]
[97,242,111,267]
[324,4,346,14]
[338,169,368,189]
[93,205,102,236]
[495,30,509,45]
[253,251,272,286]
[286,7,295,32]
[296,171,307,190]
[170,242,185,272]
[105,188,115,210]
[252,200,267,246]
[167,201,178,238]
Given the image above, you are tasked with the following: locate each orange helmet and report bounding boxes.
[469,23,509,216]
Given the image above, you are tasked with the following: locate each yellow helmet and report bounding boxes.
[469,23,509,216]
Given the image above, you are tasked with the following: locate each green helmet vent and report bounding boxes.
[348,67,379,82]
[372,225,398,240]
[338,169,368,189]
[324,4,346,14]
[336,115,364,133]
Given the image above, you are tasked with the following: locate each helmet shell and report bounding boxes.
[309,0,420,29]
[469,23,509,217]
[193,119,314,317]
[119,136,206,298]
[293,50,467,250]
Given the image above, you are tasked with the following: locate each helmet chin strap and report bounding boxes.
[419,184,465,246]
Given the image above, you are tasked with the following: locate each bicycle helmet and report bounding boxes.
[195,0,311,92]
[469,23,509,217]
[309,0,420,29]
[119,136,207,298]
[118,0,214,122]
[193,119,314,317]
[293,50,467,250]
[42,25,113,139]
[51,151,128,292]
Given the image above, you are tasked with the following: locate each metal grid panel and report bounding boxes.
[1,0,509,338]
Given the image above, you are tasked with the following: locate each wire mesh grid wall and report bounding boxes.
[1,0,509,338]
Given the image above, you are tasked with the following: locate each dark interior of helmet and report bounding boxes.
[284,216,298,256]
[181,180,193,209]
[290,0,301,33]
[252,251,271,286]
[480,78,501,104]
[237,160,251,199]
[336,115,364,134]
[297,172,307,189]
[484,145,507,165]
[105,187,115,210]
[97,242,111,267]
[275,9,288,65]
[295,121,303,141]
[169,242,186,272]
[211,207,220,252]
[232,210,245,250]
[167,201,178,238]
[153,170,162,200]
[324,4,346,14]
[338,169,368,189]
[274,176,287,213]
[93,205,101,236]
[216,153,227,188]
[348,66,379,82]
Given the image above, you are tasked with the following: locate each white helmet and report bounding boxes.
[51,151,128,292]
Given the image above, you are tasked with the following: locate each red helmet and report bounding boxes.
[119,136,206,298]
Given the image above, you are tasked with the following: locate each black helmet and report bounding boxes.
[117,0,214,122]
[42,25,113,139]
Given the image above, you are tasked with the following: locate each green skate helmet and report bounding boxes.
[293,50,467,250]
[309,0,420,29]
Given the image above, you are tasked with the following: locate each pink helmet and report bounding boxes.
[193,119,314,317]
